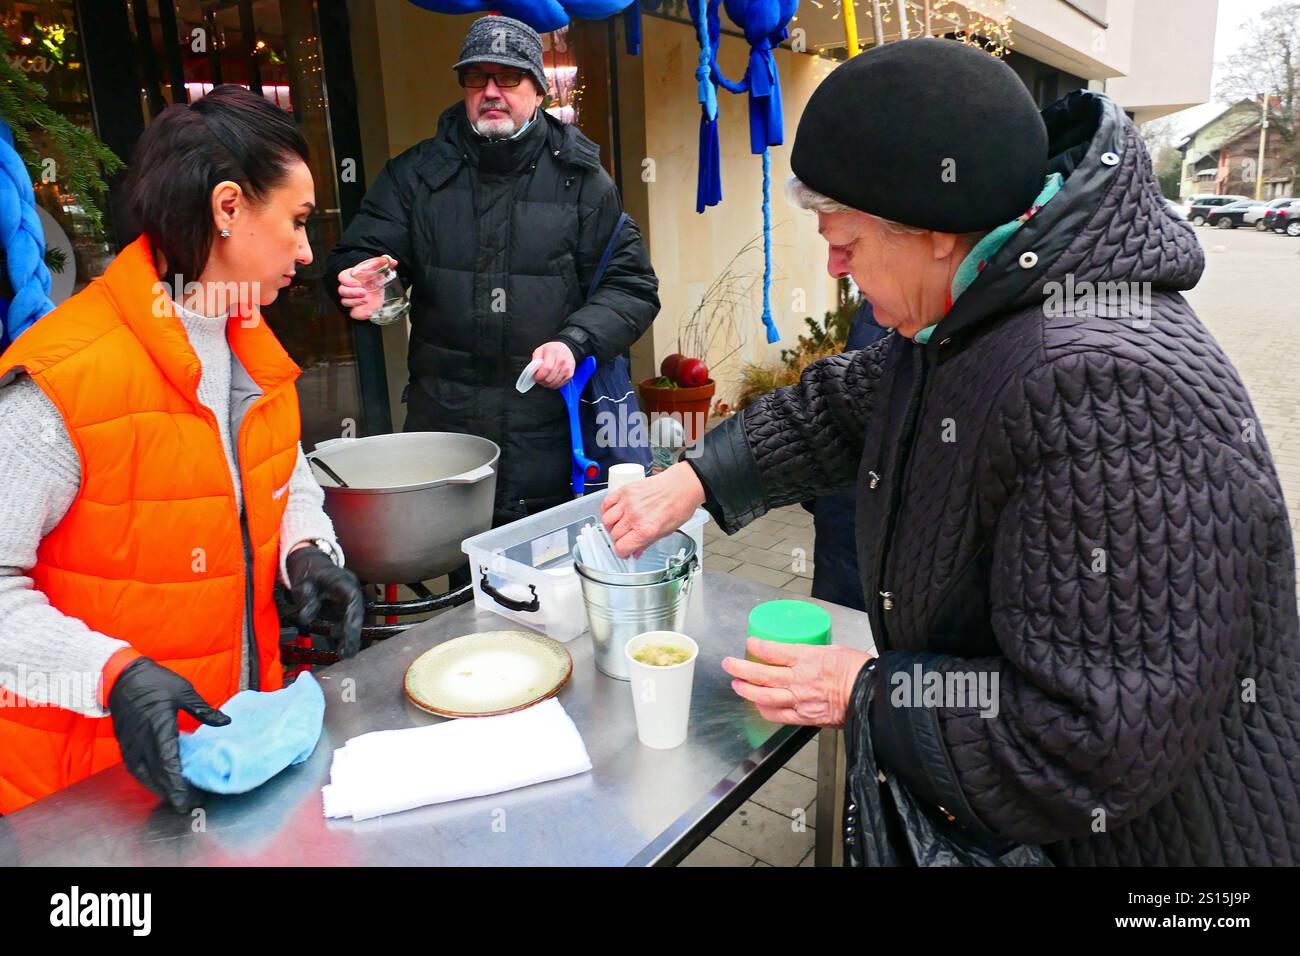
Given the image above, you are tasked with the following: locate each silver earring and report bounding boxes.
[220,229,231,238]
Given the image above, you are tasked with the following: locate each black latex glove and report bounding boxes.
[286,544,365,659]
[108,657,230,813]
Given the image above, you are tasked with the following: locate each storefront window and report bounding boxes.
[542,21,616,182]
[128,0,366,449]
[0,0,115,296]
[542,26,579,125]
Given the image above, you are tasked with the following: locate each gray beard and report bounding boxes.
[473,116,517,139]
[472,106,538,141]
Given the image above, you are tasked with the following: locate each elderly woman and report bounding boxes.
[603,39,1300,866]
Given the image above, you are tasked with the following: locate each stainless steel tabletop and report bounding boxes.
[0,568,874,867]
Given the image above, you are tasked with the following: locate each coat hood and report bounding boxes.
[928,90,1204,356]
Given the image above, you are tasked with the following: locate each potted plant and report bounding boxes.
[639,235,763,443]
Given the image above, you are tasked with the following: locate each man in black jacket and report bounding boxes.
[326,15,659,527]
[601,40,1299,865]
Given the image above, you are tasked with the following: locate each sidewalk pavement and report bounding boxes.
[679,502,823,867]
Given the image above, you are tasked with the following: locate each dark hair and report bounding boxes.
[123,85,310,285]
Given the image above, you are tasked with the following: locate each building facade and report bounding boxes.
[18,0,1219,439]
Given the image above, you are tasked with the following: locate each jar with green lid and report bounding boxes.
[746,599,832,662]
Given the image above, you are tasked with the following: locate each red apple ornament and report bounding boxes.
[660,353,686,381]
[676,357,709,388]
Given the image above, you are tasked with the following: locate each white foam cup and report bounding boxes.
[624,631,698,749]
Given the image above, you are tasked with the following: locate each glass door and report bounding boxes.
[125,0,383,448]
[1,1,117,296]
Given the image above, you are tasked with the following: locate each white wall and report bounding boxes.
[1105,0,1218,123]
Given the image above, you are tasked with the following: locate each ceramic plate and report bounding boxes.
[403,630,573,717]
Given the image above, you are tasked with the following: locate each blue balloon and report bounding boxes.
[407,0,634,33]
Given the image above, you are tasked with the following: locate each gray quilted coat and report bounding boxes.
[688,91,1300,866]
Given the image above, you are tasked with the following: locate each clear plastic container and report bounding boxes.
[461,491,710,643]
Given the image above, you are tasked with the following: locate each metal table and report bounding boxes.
[0,569,873,866]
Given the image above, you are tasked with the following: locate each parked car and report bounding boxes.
[1271,204,1300,236]
[1207,199,1265,229]
[1247,197,1295,229]
[1165,198,1188,220]
[1188,195,1251,225]
[1261,199,1300,232]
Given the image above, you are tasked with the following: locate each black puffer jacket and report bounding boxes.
[689,91,1300,866]
[326,103,659,523]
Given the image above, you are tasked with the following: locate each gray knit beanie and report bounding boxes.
[452,16,548,95]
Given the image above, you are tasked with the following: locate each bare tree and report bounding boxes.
[1217,1,1299,138]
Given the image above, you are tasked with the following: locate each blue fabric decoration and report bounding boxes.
[407,0,636,37]
[623,1,642,55]
[179,671,326,795]
[689,0,795,213]
[688,0,792,343]
[0,119,55,351]
[691,0,780,343]
[761,148,777,342]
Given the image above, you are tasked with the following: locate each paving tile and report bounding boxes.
[708,554,742,573]
[737,545,799,572]
[778,510,814,528]
[705,536,746,558]
[679,836,756,867]
[750,767,819,826]
[712,800,815,867]
[765,507,808,526]
[785,737,819,779]
[774,528,816,549]
[781,576,814,596]
[729,563,796,589]
[798,847,815,867]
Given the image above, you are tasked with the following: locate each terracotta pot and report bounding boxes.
[638,378,716,445]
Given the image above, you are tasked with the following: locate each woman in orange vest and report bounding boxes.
[0,85,364,815]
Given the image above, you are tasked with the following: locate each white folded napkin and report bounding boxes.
[321,698,592,821]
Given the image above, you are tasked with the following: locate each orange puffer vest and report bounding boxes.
[0,235,301,813]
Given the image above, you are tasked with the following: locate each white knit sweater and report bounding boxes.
[0,302,344,717]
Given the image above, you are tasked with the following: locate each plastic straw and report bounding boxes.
[576,522,631,574]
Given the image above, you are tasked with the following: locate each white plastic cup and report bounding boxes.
[608,462,645,491]
[625,631,698,749]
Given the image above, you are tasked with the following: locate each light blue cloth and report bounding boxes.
[180,672,325,794]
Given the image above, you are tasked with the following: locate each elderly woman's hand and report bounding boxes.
[722,638,874,727]
[600,462,706,558]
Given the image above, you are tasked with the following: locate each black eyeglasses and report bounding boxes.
[459,68,527,89]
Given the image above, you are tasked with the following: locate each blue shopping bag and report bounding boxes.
[573,212,652,492]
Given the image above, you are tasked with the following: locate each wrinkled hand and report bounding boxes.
[601,461,706,559]
[337,255,396,321]
[722,638,874,727]
[286,545,365,658]
[530,341,577,389]
[108,657,230,813]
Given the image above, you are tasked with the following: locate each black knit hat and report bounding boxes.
[453,15,548,95]
[790,38,1048,233]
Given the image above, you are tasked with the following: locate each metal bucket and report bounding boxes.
[574,537,700,680]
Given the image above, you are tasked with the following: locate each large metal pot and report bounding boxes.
[308,432,499,585]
